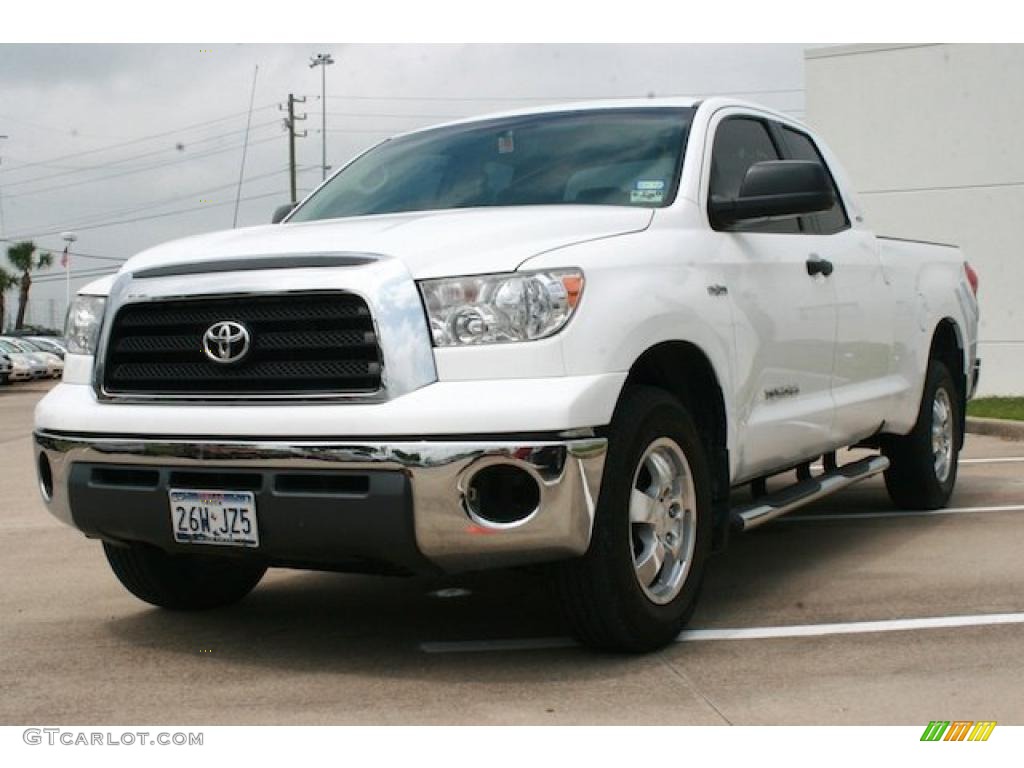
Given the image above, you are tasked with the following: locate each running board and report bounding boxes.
[731,455,890,532]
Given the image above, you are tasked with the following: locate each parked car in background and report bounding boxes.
[0,339,46,380]
[0,338,62,379]
[26,337,67,360]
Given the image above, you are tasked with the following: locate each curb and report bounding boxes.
[966,416,1024,441]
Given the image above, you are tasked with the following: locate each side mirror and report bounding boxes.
[710,160,833,228]
[271,203,296,224]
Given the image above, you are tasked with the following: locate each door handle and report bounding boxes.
[806,254,834,277]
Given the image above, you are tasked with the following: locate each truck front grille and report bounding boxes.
[103,292,382,397]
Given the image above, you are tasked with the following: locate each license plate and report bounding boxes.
[169,489,260,547]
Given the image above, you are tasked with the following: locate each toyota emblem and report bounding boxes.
[203,321,251,364]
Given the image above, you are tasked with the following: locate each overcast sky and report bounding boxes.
[0,43,807,329]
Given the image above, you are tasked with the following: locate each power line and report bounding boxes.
[3,166,305,240]
[327,88,806,102]
[60,252,126,263]
[3,189,293,241]
[0,103,279,177]
[325,111,467,119]
[324,128,397,134]
[0,112,132,140]
[4,135,281,200]
[22,186,294,279]
[859,180,1024,195]
[33,266,120,284]
[0,120,281,189]
[0,240,126,262]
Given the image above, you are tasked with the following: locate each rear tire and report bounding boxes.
[883,360,961,510]
[557,386,712,652]
[103,542,266,610]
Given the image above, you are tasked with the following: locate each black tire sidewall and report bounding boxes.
[588,387,713,646]
[925,363,961,498]
[104,542,266,610]
[885,360,960,508]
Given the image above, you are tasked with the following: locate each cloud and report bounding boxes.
[0,44,806,328]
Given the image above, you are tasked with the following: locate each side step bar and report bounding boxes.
[731,455,890,532]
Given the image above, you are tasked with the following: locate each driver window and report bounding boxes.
[709,117,799,233]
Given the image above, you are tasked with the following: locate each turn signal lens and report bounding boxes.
[560,274,584,308]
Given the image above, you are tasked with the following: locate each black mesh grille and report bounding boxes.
[103,293,382,396]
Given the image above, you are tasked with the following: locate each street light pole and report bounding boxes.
[309,53,334,180]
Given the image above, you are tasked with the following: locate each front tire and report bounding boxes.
[103,542,266,610]
[557,386,712,652]
[883,360,961,510]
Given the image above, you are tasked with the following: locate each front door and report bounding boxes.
[704,113,838,481]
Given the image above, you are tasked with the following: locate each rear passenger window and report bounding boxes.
[709,118,799,233]
[780,127,850,235]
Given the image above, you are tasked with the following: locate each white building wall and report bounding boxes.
[805,43,1024,396]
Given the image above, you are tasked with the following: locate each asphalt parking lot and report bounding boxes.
[2,381,1023,725]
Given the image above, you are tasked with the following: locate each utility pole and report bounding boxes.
[280,94,307,205]
[309,53,334,180]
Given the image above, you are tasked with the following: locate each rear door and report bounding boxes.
[774,124,897,444]
[703,112,838,481]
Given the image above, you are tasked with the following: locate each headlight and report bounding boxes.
[65,295,106,355]
[418,269,584,346]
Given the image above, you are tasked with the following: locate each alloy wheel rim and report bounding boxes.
[629,437,697,605]
[932,387,954,483]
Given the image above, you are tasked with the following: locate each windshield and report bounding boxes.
[0,340,20,353]
[29,338,60,353]
[289,108,693,222]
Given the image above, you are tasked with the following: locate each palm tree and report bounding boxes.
[0,269,18,333]
[6,240,53,330]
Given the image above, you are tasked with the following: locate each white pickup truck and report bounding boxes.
[34,97,980,651]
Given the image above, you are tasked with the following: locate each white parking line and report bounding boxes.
[420,611,1024,653]
[784,503,1024,522]
[677,612,1024,641]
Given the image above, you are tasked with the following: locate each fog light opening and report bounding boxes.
[38,452,53,502]
[465,464,541,527]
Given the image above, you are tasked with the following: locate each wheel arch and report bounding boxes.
[929,317,967,448]
[615,340,732,548]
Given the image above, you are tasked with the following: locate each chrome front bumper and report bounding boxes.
[33,431,607,573]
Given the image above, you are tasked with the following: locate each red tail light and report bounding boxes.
[964,261,979,297]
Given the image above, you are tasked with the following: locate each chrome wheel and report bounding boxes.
[932,387,954,483]
[629,437,697,605]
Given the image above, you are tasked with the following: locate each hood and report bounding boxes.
[120,205,653,280]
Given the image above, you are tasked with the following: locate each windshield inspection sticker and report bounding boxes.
[498,132,515,154]
[631,180,666,204]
